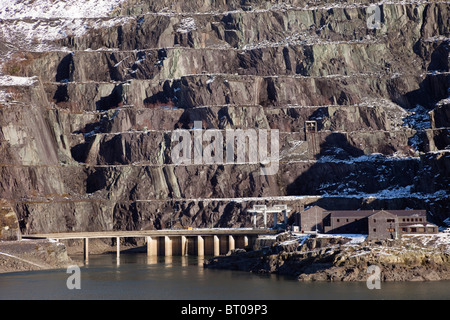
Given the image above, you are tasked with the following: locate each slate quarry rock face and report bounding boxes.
[0,0,448,235]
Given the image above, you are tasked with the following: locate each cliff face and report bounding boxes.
[0,0,449,235]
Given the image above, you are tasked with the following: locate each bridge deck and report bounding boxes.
[23,228,278,259]
[23,228,277,240]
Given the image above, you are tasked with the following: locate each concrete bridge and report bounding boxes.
[24,228,277,262]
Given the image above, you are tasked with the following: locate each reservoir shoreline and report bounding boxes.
[1,232,450,284]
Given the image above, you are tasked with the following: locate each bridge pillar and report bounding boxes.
[242,236,248,248]
[164,236,172,256]
[235,235,249,249]
[171,236,187,256]
[214,235,220,256]
[228,235,235,252]
[244,235,249,247]
[197,236,204,256]
[181,236,187,256]
[83,238,89,263]
[146,236,157,256]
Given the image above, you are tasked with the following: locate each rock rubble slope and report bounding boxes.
[205,233,450,281]
[0,0,449,234]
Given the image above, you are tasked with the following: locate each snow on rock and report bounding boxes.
[0,0,130,53]
[0,75,39,101]
[316,233,367,244]
[341,234,367,244]
[402,233,450,254]
[176,17,197,33]
[0,0,126,19]
[0,90,12,102]
[0,16,131,45]
[402,104,431,131]
[321,186,449,200]
[0,75,38,86]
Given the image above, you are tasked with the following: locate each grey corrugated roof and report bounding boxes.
[329,210,375,218]
[329,210,426,218]
[389,210,426,216]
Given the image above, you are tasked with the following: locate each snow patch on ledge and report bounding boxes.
[316,233,367,244]
[0,75,39,102]
[177,17,197,33]
[316,153,420,164]
[321,187,449,200]
[0,0,126,19]
[0,0,130,54]
[0,75,38,86]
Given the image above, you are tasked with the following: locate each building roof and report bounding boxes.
[388,210,426,217]
[301,205,328,214]
[328,209,426,218]
[370,210,398,218]
[329,210,377,218]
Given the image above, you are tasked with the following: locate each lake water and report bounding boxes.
[0,253,449,300]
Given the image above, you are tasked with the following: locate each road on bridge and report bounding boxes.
[23,228,277,240]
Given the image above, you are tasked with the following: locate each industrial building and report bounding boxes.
[297,206,438,239]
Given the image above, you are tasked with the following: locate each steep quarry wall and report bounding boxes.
[0,0,449,235]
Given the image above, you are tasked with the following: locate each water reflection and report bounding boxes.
[146,255,158,265]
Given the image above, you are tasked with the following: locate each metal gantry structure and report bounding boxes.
[247,204,291,229]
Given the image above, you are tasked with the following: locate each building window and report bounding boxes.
[373,228,376,232]
[373,219,376,223]
[337,219,340,222]
[387,219,395,223]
